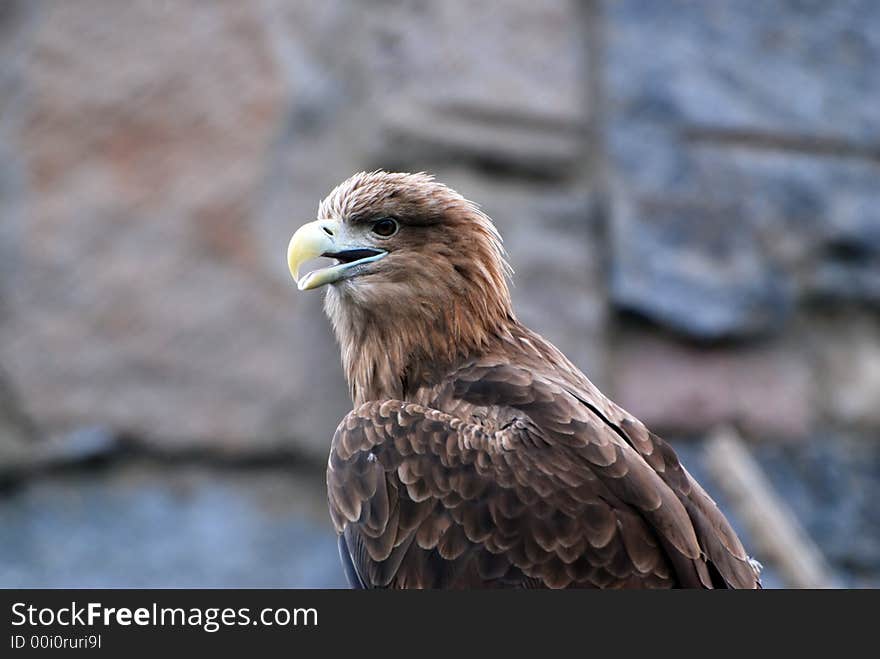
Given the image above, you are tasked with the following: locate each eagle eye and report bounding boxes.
[371,218,398,237]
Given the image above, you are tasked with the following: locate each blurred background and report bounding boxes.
[1,0,878,588]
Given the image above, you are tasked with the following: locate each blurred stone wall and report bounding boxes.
[1,1,878,585]
[606,1,880,441]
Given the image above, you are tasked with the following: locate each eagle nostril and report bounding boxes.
[322,225,334,237]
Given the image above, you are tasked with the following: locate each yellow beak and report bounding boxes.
[287,219,387,291]
[287,220,336,289]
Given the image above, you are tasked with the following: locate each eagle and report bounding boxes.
[286,171,761,589]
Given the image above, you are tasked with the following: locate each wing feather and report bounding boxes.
[328,363,759,588]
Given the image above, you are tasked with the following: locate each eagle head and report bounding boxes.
[286,171,515,401]
[288,171,510,303]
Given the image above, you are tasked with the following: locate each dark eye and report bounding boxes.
[371,218,398,237]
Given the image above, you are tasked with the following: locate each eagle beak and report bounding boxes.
[287,219,387,291]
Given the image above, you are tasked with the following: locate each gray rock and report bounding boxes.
[610,197,793,340]
[0,0,32,308]
[812,313,880,431]
[608,0,880,140]
[378,103,581,181]
[358,0,584,123]
[747,435,880,585]
[808,199,880,305]
[0,368,40,470]
[606,0,880,336]
[0,462,347,588]
[691,148,880,311]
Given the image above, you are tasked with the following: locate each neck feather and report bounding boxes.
[326,279,514,404]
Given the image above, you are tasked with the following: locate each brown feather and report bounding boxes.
[312,171,761,589]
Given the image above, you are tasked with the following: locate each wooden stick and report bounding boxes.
[703,426,836,588]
